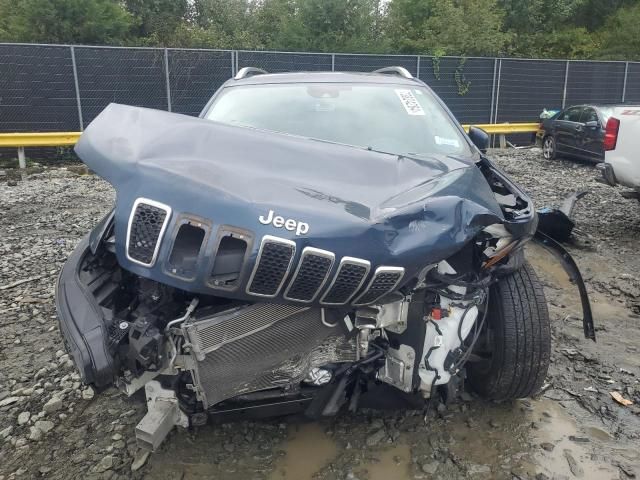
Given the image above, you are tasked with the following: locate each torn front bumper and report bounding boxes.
[55,236,115,388]
[533,231,596,341]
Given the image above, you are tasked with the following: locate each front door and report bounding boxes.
[577,107,605,162]
[554,106,583,155]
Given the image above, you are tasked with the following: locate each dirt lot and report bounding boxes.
[1,149,639,480]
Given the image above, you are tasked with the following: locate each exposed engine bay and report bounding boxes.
[55,103,594,451]
[62,237,494,450]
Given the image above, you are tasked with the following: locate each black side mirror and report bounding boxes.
[468,126,489,153]
[585,120,599,129]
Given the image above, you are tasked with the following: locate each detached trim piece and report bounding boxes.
[533,231,596,341]
[284,247,335,303]
[126,198,172,267]
[353,266,405,306]
[246,235,296,298]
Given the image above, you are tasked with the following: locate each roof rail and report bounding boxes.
[372,66,413,79]
[234,67,268,80]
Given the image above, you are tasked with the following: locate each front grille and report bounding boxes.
[321,257,370,305]
[126,199,171,266]
[246,236,296,297]
[353,267,405,305]
[284,248,334,302]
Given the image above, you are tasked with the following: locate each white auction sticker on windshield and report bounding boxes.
[395,89,425,116]
[435,136,460,148]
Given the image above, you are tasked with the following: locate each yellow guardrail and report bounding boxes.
[1,123,540,168]
[0,132,81,148]
[464,123,539,134]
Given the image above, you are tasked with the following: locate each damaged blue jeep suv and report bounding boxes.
[56,66,552,450]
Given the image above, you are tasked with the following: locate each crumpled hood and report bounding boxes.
[75,103,505,304]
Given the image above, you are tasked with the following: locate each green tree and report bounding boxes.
[252,0,300,50]
[189,0,261,49]
[179,0,386,52]
[496,0,638,58]
[534,27,598,59]
[0,0,133,44]
[498,0,592,57]
[158,23,234,49]
[597,2,640,60]
[291,0,387,52]
[0,0,638,62]
[125,0,191,45]
[571,0,635,30]
[387,0,509,56]
[0,0,9,40]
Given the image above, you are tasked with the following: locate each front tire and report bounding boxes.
[542,136,557,160]
[467,263,551,400]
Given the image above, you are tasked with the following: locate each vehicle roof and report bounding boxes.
[228,71,422,86]
[566,103,640,109]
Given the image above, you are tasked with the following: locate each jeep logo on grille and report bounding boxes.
[259,209,309,236]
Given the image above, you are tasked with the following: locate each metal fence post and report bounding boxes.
[493,59,502,124]
[489,58,497,124]
[416,56,420,79]
[164,48,172,112]
[331,54,335,71]
[622,62,629,102]
[231,50,235,77]
[18,147,26,169]
[70,46,84,130]
[562,60,569,108]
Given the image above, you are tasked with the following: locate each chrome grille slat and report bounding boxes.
[320,257,370,305]
[246,235,296,297]
[126,198,171,267]
[353,266,405,306]
[284,247,335,302]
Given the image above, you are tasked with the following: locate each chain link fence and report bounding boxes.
[237,50,332,73]
[168,49,233,117]
[1,43,639,136]
[0,44,79,132]
[627,62,640,103]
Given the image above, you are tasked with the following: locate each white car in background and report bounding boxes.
[596,105,640,200]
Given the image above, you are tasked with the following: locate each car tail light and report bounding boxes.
[604,117,620,151]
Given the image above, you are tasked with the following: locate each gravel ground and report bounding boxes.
[0,149,639,480]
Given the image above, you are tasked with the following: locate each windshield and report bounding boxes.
[204,83,472,157]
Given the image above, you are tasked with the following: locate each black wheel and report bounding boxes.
[542,135,556,160]
[467,263,551,400]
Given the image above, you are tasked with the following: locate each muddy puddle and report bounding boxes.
[269,422,414,480]
[140,394,633,479]
[268,401,543,480]
[527,399,620,479]
[266,395,637,480]
[269,423,338,480]
[270,422,414,480]
[364,444,411,480]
